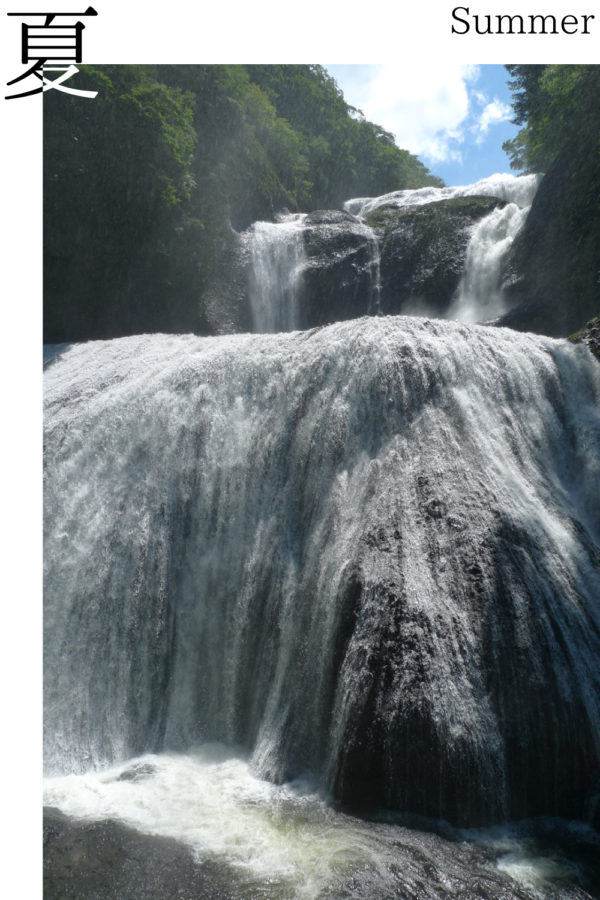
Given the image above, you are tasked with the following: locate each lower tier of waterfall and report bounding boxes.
[44,316,600,831]
[44,746,600,900]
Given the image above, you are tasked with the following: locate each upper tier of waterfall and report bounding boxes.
[243,174,541,334]
[344,173,541,218]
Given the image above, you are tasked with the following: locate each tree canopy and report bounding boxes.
[502,64,600,172]
[44,64,442,342]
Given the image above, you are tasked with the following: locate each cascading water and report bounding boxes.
[449,201,531,322]
[344,172,540,218]
[364,220,382,314]
[44,316,600,898]
[346,172,541,326]
[247,213,307,332]
[244,174,540,336]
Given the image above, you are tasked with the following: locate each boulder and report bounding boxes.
[368,195,506,318]
[299,210,379,327]
[43,806,240,900]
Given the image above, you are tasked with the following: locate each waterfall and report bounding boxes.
[344,172,541,218]
[449,202,530,323]
[242,175,540,336]
[44,318,600,832]
[247,213,307,332]
[347,173,541,326]
[365,221,382,315]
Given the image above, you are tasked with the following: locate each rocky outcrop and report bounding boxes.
[213,197,507,333]
[498,143,600,337]
[299,199,507,326]
[367,196,506,318]
[569,316,600,362]
[299,210,379,327]
[201,227,253,335]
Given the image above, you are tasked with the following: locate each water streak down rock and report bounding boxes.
[44,317,600,828]
[205,173,541,335]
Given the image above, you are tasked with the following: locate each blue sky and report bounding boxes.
[325,64,521,188]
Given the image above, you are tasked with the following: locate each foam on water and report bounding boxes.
[344,172,541,218]
[247,213,307,332]
[43,746,598,900]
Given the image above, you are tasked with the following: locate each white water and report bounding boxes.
[44,319,600,897]
[248,213,307,332]
[347,173,541,326]
[245,174,540,334]
[344,172,541,218]
[43,745,598,899]
[450,202,531,322]
[45,322,600,782]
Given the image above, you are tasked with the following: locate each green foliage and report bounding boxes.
[568,317,600,361]
[44,64,443,342]
[503,65,600,173]
[245,64,443,207]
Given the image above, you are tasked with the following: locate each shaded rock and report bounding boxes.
[369,195,507,318]
[498,141,600,338]
[299,210,379,327]
[43,806,241,900]
[568,316,600,362]
[115,762,157,782]
[202,226,253,335]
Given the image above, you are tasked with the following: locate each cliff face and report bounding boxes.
[370,196,505,319]
[204,197,506,334]
[499,141,600,337]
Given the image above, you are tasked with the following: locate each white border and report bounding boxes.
[1,1,598,894]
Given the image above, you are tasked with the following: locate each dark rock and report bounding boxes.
[370,196,506,318]
[115,762,157,782]
[299,212,379,327]
[43,806,241,900]
[498,141,600,338]
[202,226,253,335]
[568,316,600,362]
[207,196,508,334]
[321,472,600,828]
[425,498,447,519]
[298,197,507,328]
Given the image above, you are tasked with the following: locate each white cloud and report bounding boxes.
[326,64,513,168]
[328,63,480,164]
[472,99,512,145]
[363,60,478,162]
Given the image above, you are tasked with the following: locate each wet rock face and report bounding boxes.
[367,196,506,318]
[299,210,378,327]
[43,807,241,900]
[202,227,254,335]
[329,507,600,828]
[568,316,600,362]
[298,197,507,327]
[499,142,600,338]
[212,196,507,334]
